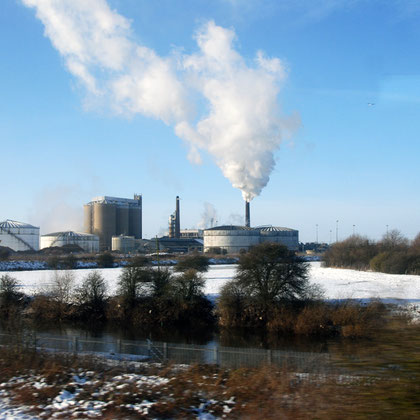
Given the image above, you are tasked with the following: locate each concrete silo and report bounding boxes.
[129,194,142,239]
[41,231,99,253]
[83,204,93,234]
[116,204,129,236]
[84,194,142,251]
[92,201,116,251]
[0,220,40,252]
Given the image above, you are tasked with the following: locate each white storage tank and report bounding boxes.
[40,231,99,253]
[112,235,136,253]
[0,220,40,252]
[204,225,260,254]
[257,226,299,251]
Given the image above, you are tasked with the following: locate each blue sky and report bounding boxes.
[0,0,419,242]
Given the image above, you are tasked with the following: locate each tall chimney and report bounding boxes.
[175,196,180,238]
[245,200,250,227]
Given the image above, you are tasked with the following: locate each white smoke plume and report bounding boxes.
[22,0,299,201]
[197,202,219,229]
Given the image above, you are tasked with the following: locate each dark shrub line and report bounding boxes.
[323,230,420,274]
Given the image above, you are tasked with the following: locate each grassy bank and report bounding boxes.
[0,316,419,419]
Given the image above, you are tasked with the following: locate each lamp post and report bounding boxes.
[353,224,356,235]
[336,220,339,242]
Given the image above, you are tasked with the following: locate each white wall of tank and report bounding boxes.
[204,226,260,253]
[0,220,40,252]
[40,231,99,253]
[204,225,299,253]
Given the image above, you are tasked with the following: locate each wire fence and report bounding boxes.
[0,332,333,372]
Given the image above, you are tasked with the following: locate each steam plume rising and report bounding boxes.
[22,0,299,200]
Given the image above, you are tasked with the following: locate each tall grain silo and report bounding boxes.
[129,207,142,239]
[83,204,93,234]
[84,194,142,250]
[93,201,116,251]
[116,204,129,236]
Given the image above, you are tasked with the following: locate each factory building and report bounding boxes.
[180,229,203,239]
[41,231,99,253]
[84,194,142,251]
[203,200,298,253]
[0,220,40,252]
[203,225,299,254]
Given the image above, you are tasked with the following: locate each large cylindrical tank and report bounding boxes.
[257,226,299,251]
[129,207,142,239]
[93,203,116,251]
[83,204,93,234]
[204,226,260,254]
[116,205,129,236]
[112,235,136,253]
[40,231,99,253]
[0,220,40,252]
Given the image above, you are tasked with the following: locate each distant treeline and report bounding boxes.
[323,230,420,274]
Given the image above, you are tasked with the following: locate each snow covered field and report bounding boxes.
[3,262,420,304]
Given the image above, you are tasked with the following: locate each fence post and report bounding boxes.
[73,336,78,354]
[267,349,272,365]
[213,346,219,365]
[163,342,168,361]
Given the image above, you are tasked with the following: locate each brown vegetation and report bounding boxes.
[324,231,420,274]
[0,315,419,419]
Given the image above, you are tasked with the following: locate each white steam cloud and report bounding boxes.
[22,0,299,201]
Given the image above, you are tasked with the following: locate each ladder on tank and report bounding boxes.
[0,227,35,252]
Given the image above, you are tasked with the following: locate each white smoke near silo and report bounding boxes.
[22,0,299,201]
[197,202,219,229]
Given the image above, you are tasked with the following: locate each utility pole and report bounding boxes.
[329,230,332,245]
[353,224,356,235]
[155,235,160,272]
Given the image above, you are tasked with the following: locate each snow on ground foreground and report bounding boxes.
[5,262,419,304]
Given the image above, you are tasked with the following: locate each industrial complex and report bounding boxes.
[1,194,299,255]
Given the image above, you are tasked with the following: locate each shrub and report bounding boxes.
[117,266,150,307]
[74,272,108,320]
[174,254,210,273]
[0,274,24,317]
[31,271,77,320]
[172,269,205,302]
[0,246,12,261]
[97,252,114,268]
[323,235,377,270]
[235,242,309,305]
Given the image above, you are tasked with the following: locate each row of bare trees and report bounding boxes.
[323,230,420,274]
